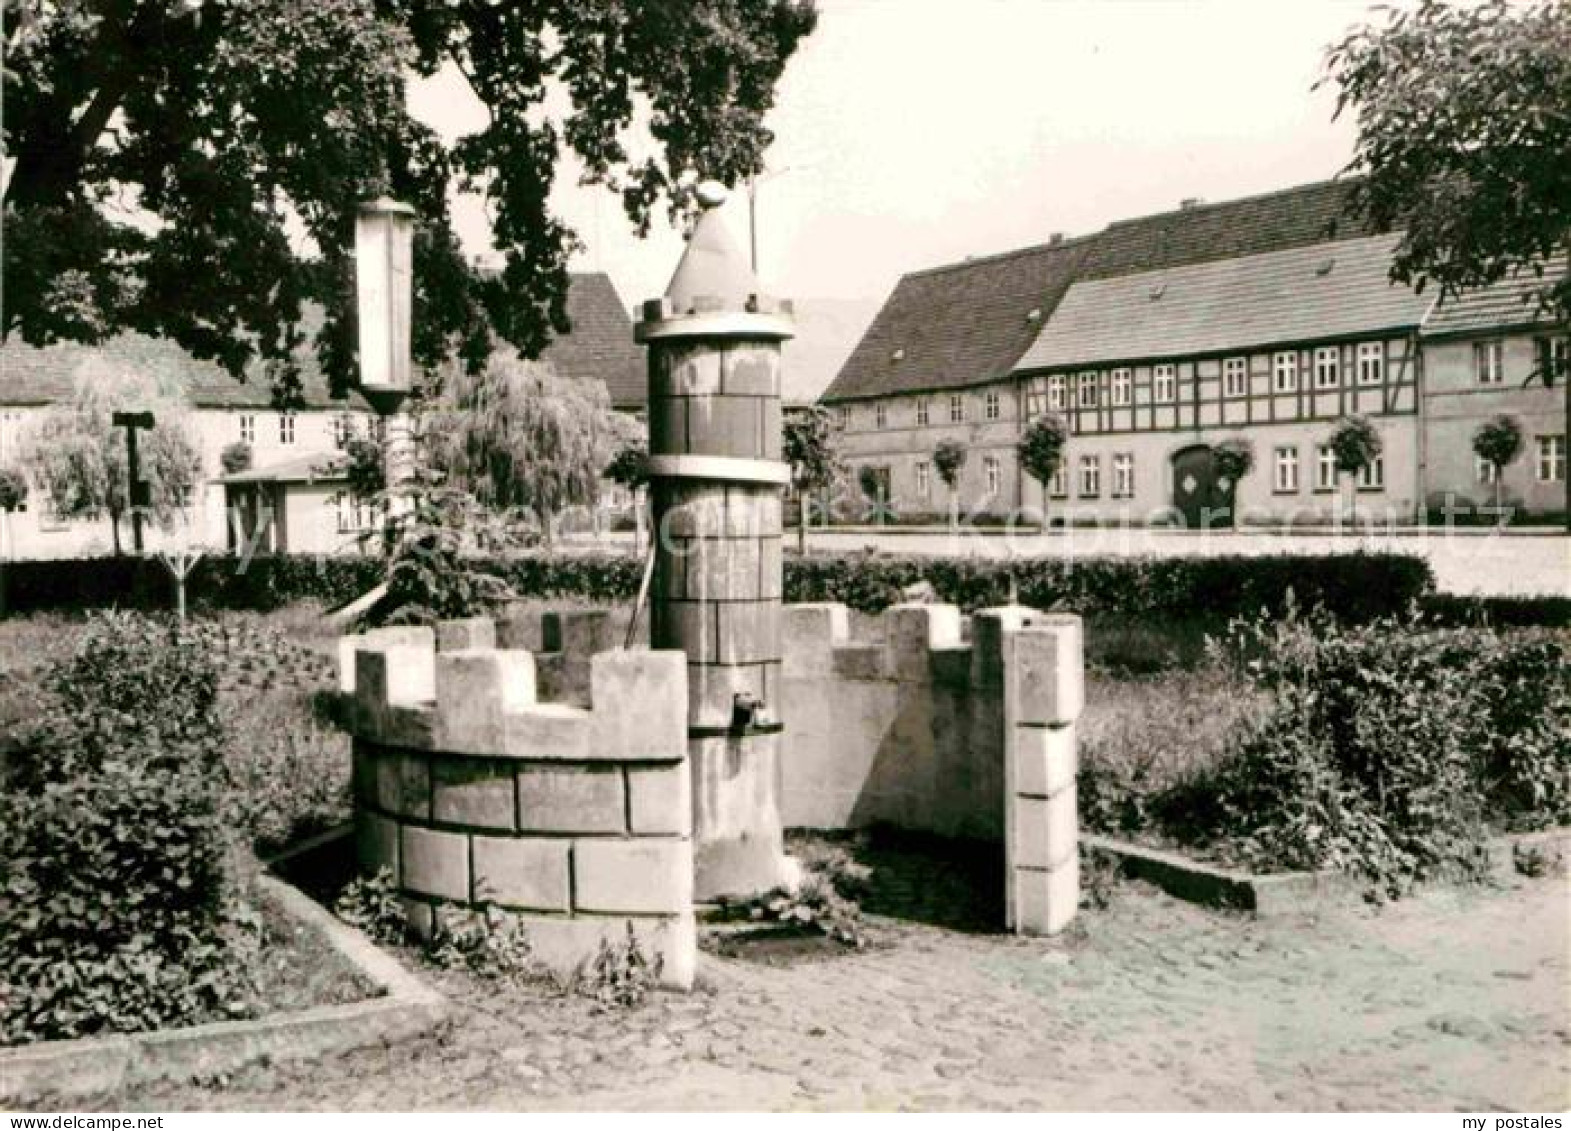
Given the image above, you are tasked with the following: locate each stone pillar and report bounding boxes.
[636,183,795,901]
[1005,613,1083,935]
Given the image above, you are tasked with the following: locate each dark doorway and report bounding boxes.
[1171,444,1233,529]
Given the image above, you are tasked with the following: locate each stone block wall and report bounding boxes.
[780,601,1082,934]
[339,621,695,989]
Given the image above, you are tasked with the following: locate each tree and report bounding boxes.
[1213,437,1256,519]
[0,465,27,618]
[1016,415,1068,529]
[1472,413,1525,517]
[933,439,968,533]
[782,405,839,553]
[1327,415,1382,525]
[1324,0,1571,526]
[604,441,649,555]
[19,358,202,555]
[2,0,818,401]
[426,351,620,547]
[857,465,889,526]
[219,441,253,475]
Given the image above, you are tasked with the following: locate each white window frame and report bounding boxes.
[1476,453,1498,485]
[1474,340,1504,385]
[875,403,888,429]
[1110,367,1132,407]
[1077,371,1100,409]
[984,456,1000,496]
[1047,374,1067,411]
[1314,346,1340,390]
[1222,356,1247,398]
[1112,453,1133,498]
[1079,454,1100,498]
[279,413,296,445]
[239,414,256,444]
[1273,446,1299,493]
[1272,352,1298,393]
[984,390,1001,420]
[1538,434,1566,483]
[949,393,965,423]
[1153,364,1176,403]
[1357,454,1385,491]
[836,406,849,430]
[915,461,931,499]
[916,398,930,427]
[1315,445,1338,491]
[1357,342,1384,387]
[1049,463,1068,498]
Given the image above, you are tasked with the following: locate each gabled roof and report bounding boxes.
[1421,257,1569,339]
[1015,233,1435,371]
[822,179,1380,404]
[0,332,370,411]
[0,272,647,413]
[820,237,1095,403]
[541,272,645,411]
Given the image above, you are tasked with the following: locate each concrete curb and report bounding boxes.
[0,875,447,1105]
[1085,828,1569,916]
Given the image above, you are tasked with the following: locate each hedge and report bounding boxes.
[0,549,1465,624]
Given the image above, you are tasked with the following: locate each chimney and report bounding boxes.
[1179,198,1205,211]
[1048,232,1065,247]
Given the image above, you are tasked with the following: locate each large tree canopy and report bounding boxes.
[1324,0,1571,324]
[2,0,818,401]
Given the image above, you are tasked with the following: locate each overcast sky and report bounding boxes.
[410,0,1395,310]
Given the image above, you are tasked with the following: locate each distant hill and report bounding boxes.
[780,297,881,404]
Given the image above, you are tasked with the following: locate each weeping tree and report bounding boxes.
[428,352,620,548]
[19,358,202,555]
[1472,413,1524,517]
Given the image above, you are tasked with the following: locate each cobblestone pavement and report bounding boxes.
[107,834,1570,1113]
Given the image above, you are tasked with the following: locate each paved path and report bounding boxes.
[111,855,1569,1112]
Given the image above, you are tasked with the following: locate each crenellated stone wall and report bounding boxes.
[779,601,1083,934]
[338,620,696,988]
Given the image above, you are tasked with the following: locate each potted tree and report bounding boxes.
[1212,436,1255,527]
[933,440,968,534]
[1327,415,1382,526]
[1017,414,1069,530]
[1471,414,1524,523]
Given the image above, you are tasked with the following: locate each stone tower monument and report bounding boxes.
[636,183,795,901]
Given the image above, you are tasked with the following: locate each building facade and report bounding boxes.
[0,272,647,558]
[822,181,1567,526]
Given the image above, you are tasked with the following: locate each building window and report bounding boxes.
[1079,454,1100,498]
[984,391,1001,420]
[1358,454,1385,491]
[1110,368,1132,406]
[1153,364,1176,403]
[1112,453,1133,498]
[1048,374,1067,411]
[1273,352,1298,393]
[1474,340,1504,385]
[336,493,376,535]
[875,403,887,429]
[1077,371,1099,409]
[949,394,964,423]
[279,413,296,444]
[984,456,1000,496]
[1476,453,1498,484]
[1537,336,1570,385]
[1273,446,1299,493]
[915,461,931,499]
[1049,463,1068,498]
[333,416,353,446]
[916,398,930,426]
[1315,445,1337,491]
[835,406,849,430]
[1357,342,1384,386]
[239,414,255,443]
[1539,435,1566,482]
[1223,357,1247,398]
[1314,346,1340,389]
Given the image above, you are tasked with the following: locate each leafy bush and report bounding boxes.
[574,922,664,1010]
[423,905,534,981]
[0,612,257,1044]
[720,837,873,948]
[225,690,350,857]
[1168,609,1570,891]
[332,868,407,946]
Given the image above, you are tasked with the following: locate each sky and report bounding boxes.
[408,0,1397,310]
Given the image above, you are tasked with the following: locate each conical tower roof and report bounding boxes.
[663,183,760,313]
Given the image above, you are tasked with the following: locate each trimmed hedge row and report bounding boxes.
[0,549,1458,624]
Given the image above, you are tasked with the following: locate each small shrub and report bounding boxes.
[223,690,350,856]
[725,839,873,948]
[576,922,663,1010]
[423,904,534,980]
[333,868,407,947]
